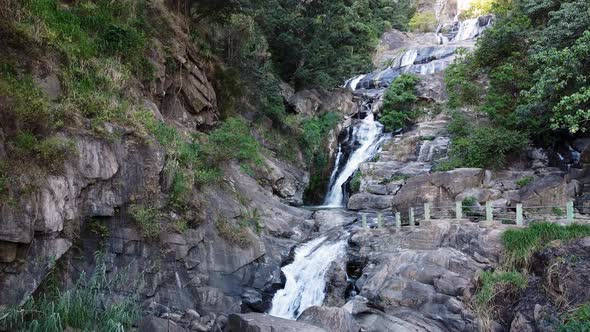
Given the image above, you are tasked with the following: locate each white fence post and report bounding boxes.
[424,203,431,221]
[566,201,574,224]
[377,213,383,229]
[455,201,462,220]
[486,201,493,222]
[516,204,523,226]
[395,212,401,229]
[409,208,415,226]
[362,214,367,229]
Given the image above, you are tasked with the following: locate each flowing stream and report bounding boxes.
[268,234,348,319]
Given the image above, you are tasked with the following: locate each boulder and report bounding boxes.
[297,306,361,332]
[517,174,568,206]
[138,316,187,332]
[348,193,393,210]
[227,313,327,332]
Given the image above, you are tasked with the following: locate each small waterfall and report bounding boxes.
[269,234,347,319]
[324,108,385,207]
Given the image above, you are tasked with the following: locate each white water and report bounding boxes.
[269,235,347,319]
[323,111,384,207]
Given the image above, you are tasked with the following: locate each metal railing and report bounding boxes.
[359,201,583,229]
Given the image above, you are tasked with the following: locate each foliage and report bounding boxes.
[350,171,362,194]
[0,253,140,332]
[129,204,162,238]
[444,127,528,169]
[462,197,478,214]
[9,132,75,173]
[380,173,410,184]
[559,304,590,332]
[215,217,252,247]
[204,117,262,166]
[300,112,341,203]
[516,176,534,188]
[380,74,420,132]
[254,0,414,89]
[408,12,437,32]
[448,0,590,139]
[239,208,264,234]
[502,222,590,268]
[461,0,497,19]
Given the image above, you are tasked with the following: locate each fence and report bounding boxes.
[360,201,581,229]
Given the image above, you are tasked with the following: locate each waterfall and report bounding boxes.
[269,234,347,319]
[323,109,385,207]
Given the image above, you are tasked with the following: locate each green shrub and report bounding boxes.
[462,196,478,214]
[446,126,528,169]
[502,222,590,268]
[240,208,264,234]
[559,303,590,331]
[380,74,420,132]
[205,117,262,166]
[447,111,470,138]
[0,253,140,332]
[350,171,362,193]
[129,204,162,238]
[408,12,437,32]
[215,218,252,247]
[9,133,75,173]
[380,173,410,184]
[516,176,534,188]
[445,53,482,108]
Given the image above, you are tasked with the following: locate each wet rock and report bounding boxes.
[323,262,348,308]
[297,306,361,332]
[313,209,357,233]
[227,313,327,332]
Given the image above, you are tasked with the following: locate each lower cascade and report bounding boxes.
[268,233,347,319]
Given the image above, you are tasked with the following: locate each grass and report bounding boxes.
[215,218,252,248]
[502,222,590,268]
[516,176,534,188]
[129,204,162,238]
[0,253,140,332]
[380,173,410,184]
[475,270,527,307]
[559,304,590,331]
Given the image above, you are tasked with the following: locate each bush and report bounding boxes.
[446,126,528,169]
[205,117,262,166]
[502,222,590,268]
[9,133,75,173]
[380,74,420,132]
[129,204,162,238]
[445,54,482,108]
[350,171,362,193]
[408,12,437,32]
[462,196,478,214]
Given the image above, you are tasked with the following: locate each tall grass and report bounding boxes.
[0,253,140,332]
[502,222,590,268]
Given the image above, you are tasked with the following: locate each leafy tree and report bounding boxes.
[380,74,420,132]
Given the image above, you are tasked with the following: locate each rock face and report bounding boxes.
[347,220,507,331]
[227,313,327,332]
[297,306,361,332]
[286,89,358,117]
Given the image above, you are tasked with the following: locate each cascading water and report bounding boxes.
[323,110,385,207]
[269,234,348,319]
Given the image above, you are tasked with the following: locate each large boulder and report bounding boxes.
[227,313,327,332]
[138,316,187,332]
[297,306,361,332]
[348,193,393,210]
[287,89,357,117]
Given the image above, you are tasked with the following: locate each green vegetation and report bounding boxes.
[215,217,252,247]
[0,253,139,332]
[301,112,342,202]
[409,12,437,32]
[462,196,478,214]
[502,222,590,268]
[380,74,420,132]
[461,0,496,19]
[516,176,534,188]
[559,304,590,331]
[447,0,590,148]
[474,270,527,307]
[239,208,264,235]
[350,171,362,194]
[129,204,162,238]
[380,173,410,184]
